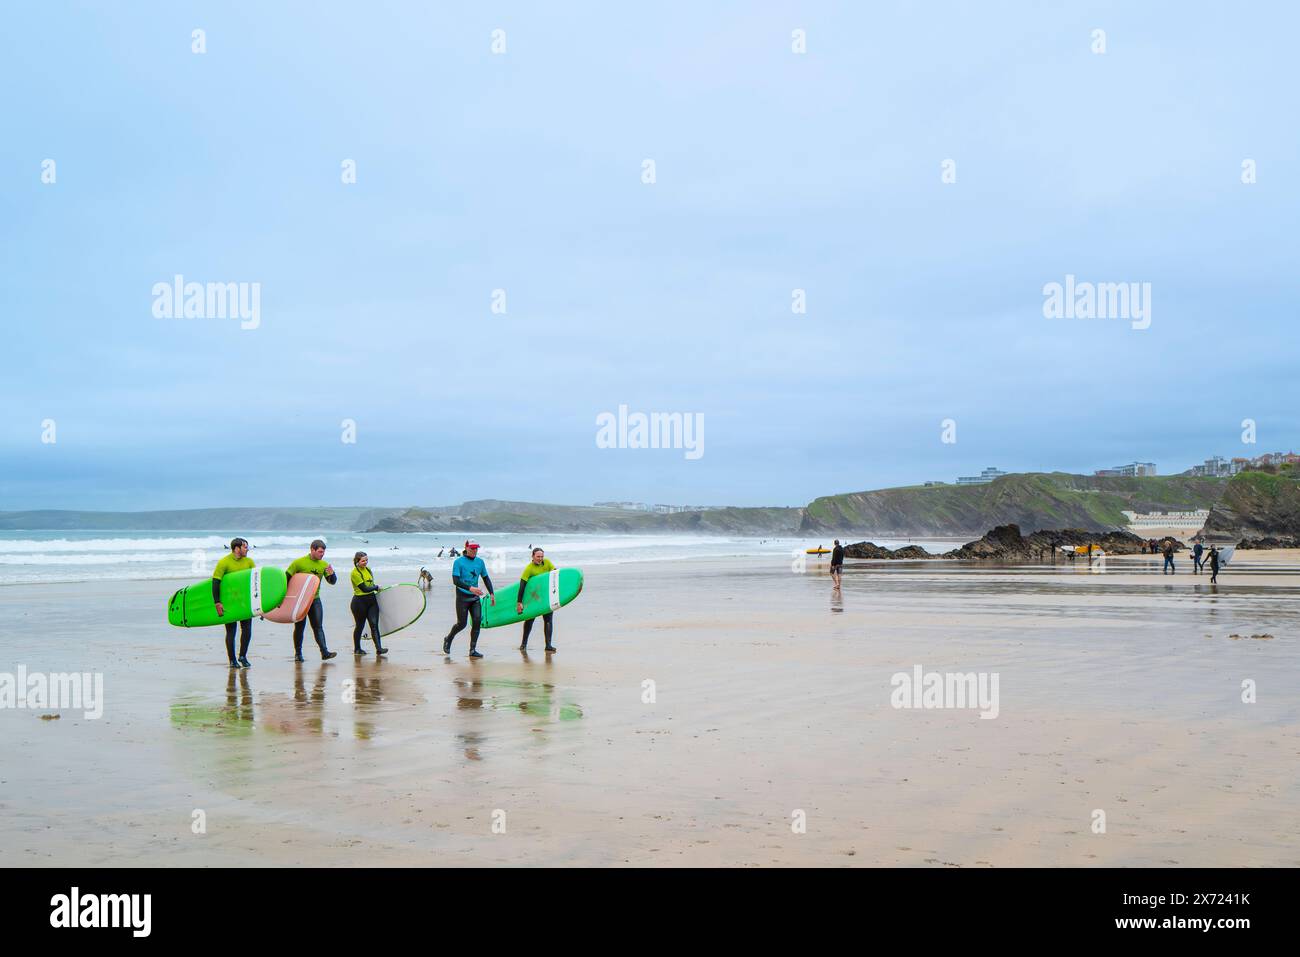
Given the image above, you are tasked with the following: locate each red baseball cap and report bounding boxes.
[465,541,481,550]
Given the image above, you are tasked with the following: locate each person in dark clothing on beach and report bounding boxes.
[830,540,845,587]
[349,551,388,656]
[443,541,494,658]
[1192,540,1204,574]
[516,547,558,653]
[1206,545,1221,583]
[286,540,339,661]
[212,537,254,668]
[1162,539,1175,574]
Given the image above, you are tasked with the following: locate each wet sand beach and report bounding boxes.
[3,551,1298,867]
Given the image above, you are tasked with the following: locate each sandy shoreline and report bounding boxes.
[3,551,1298,867]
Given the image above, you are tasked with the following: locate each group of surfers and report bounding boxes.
[210,538,558,668]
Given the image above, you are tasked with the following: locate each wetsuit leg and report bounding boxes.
[468,599,483,651]
[224,622,238,663]
[351,596,367,652]
[293,617,306,657]
[521,617,534,648]
[307,597,328,653]
[366,600,382,648]
[542,612,554,646]
[238,619,252,659]
[445,596,472,645]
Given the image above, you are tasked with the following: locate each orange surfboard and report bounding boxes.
[262,572,319,623]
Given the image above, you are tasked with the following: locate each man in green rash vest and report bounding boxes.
[213,537,254,668]
[285,540,338,661]
[516,547,558,653]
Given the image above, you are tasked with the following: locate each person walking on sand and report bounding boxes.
[1206,545,1222,584]
[516,547,558,653]
[830,539,845,587]
[286,540,338,661]
[212,537,255,669]
[349,551,388,656]
[443,540,495,659]
[1192,540,1204,574]
[1162,539,1176,574]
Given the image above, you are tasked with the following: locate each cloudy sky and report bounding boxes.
[3,1,1296,511]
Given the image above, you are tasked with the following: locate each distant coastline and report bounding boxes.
[3,468,1296,539]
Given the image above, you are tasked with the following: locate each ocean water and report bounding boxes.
[0,531,967,586]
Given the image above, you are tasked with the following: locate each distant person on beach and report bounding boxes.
[1050,543,1057,563]
[1162,540,1175,574]
[830,540,844,587]
[212,537,254,669]
[443,540,495,658]
[516,547,558,653]
[1207,545,1222,583]
[449,547,460,558]
[349,552,388,656]
[1192,541,1204,574]
[286,540,339,661]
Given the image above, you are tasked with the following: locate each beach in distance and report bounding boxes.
[5,544,1298,867]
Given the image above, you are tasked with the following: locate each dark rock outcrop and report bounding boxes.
[941,524,1155,561]
[1200,470,1300,539]
[842,542,938,559]
[1237,535,1300,550]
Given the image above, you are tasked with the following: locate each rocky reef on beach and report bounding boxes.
[844,524,1157,561]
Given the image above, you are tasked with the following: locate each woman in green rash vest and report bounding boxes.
[213,537,254,668]
[349,552,388,656]
[516,547,558,653]
[285,540,338,661]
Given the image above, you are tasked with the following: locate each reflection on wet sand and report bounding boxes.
[170,664,430,743]
[452,677,583,722]
[170,669,255,736]
[449,676,583,762]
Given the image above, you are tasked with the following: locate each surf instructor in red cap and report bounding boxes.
[442,540,495,658]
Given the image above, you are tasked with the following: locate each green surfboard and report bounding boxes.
[167,566,288,628]
[480,568,584,629]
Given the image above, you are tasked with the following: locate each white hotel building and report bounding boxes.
[1120,509,1210,532]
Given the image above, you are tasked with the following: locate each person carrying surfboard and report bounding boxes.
[285,540,339,661]
[350,552,388,656]
[516,547,558,653]
[1201,546,1222,582]
[442,540,495,658]
[212,537,254,669]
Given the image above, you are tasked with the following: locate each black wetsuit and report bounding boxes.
[517,577,554,649]
[213,577,251,663]
[350,567,382,652]
[444,560,494,652]
[830,544,845,572]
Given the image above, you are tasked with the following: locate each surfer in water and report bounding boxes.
[212,537,254,668]
[516,547,558,653]
[286,540,339,661]
[350,552,388,656]
[443,540,495,658]
[830,539,844,588]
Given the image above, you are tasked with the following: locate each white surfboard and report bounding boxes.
[368,583,427,637]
